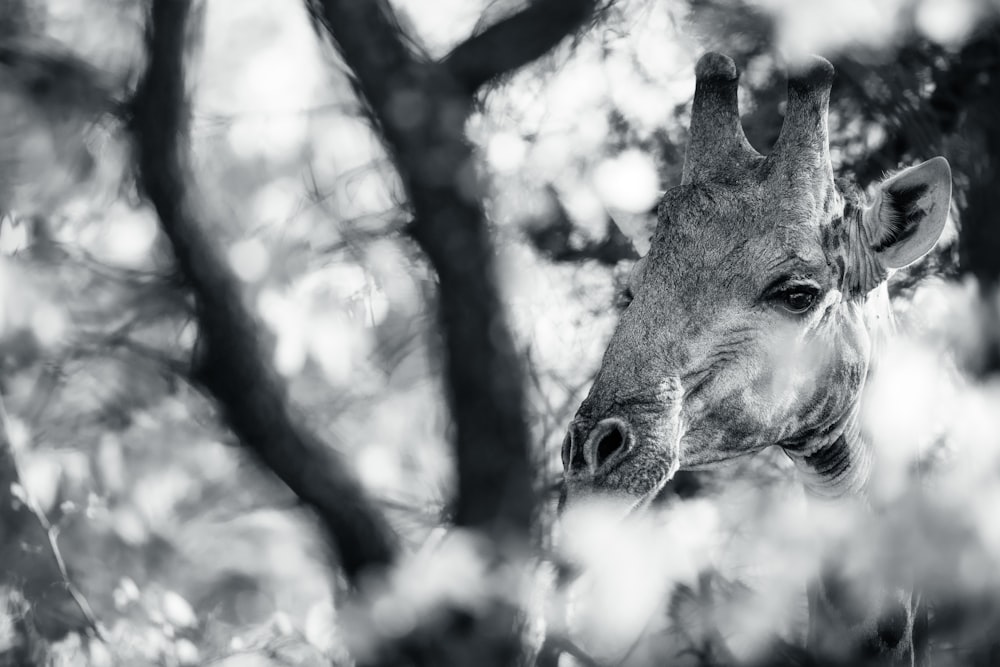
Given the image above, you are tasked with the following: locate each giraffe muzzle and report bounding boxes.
[562,376,685,507]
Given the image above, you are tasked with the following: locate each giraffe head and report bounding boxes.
[563,53,952,507]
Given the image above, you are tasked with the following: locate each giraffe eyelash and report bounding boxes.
[761,274,821,299]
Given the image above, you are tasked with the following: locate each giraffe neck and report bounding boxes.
[784,283,895,498]
[788,285,924,665]
[785,404,874,499]
[787,405,921,664]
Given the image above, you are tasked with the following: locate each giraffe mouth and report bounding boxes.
[562,382,685,513]
[625,473,675,515]
[562,447,679,517]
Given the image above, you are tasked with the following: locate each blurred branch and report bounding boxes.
[525,187,640,266]
[303,1,419,115]
[63,244,182,289]
[305,1,604,665]
[0,392,103,644]
[127,0,398,584]
[104,335,190,378]
[834,52,947,189]
[537,634,601,667]
[528,220,640,265]
[307,0,545,537]
[443,0,600,94]
[0,37,113,117]
[21,357,67,427]
[835,30,997,189]
[951,25,1000,378]
[943,26,1000,290]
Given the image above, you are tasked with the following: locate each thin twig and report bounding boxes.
[0,393,105,641]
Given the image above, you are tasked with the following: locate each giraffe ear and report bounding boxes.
[867,157,952,269]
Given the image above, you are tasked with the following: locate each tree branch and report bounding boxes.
[309,0,547,538]
[306,3,600,664]
[443,0,600,93]
[525,187,640,266]
[303,0,420,115]
[128,0,397,584]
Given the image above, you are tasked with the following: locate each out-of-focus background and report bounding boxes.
[1,0,1000,665]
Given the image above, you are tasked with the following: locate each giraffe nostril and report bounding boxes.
[595,428,624,468]
[565,419,632,475]
[584,418,631,474]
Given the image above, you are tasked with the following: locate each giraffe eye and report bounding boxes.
[776,286,820,314]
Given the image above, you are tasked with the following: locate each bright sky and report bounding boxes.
[391,0,490,56]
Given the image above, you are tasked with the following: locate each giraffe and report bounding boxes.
[561,52,952,665]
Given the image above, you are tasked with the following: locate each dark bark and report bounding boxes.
[128,0,398,585]
[951,26,1000,291]
[304,1,597,665]
[305,0,596,539]
[933,26,1000,381]
[443,0,599,94]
